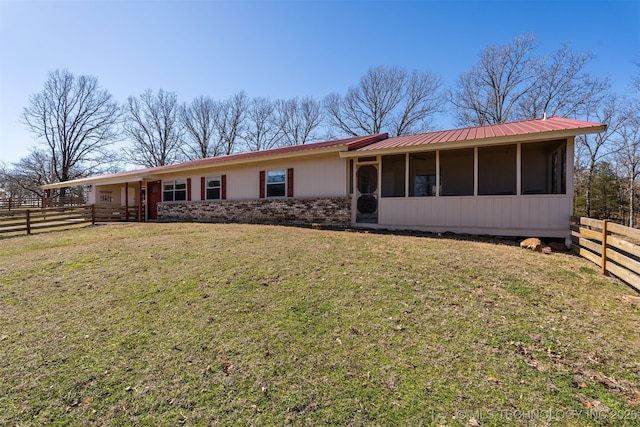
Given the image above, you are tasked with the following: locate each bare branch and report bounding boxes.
[450,34,538,126]
[123,89,183,167]
[324,65,441,137]
[181,96,219,159]
[22,69,120,191]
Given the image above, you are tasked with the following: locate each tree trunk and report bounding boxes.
[630,177,635,228]
[586,169,593,218]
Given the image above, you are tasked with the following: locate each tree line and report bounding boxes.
[2,33,639,224]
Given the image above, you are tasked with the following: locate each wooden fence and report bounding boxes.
[571,217,640,292]
[93,205,140,222]
[0,197,43,210]
[0,196,87,211]
[0,205,140,237]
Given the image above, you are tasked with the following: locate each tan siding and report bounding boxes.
[377,195,572,238]
[94,184,123,205]
[120,186,138,207]
[151,153,348,200]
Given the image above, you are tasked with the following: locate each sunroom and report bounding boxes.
[342,118,605,240]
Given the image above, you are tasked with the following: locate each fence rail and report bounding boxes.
[94,205,140,222]
[0,205,140,237]
[571,216,640,292]
[0,196,86,211]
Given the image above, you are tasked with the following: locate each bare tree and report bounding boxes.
[124,89,183,167]
[575,94,625,217]
[7,150,55,197]
[615,111,640,226]
[0,151,52,199]
[518,43,610,120]
[450,34,538,126]
[181,96,218,160]
[451,34,611,127]
[392,70,444,135]
[244,97,283,151]
[21,69,120,194]
[613,65,640,226]
[0,149,94,203]
[214,92,248,155]
[277,96,323,146]
[324,65,442,137]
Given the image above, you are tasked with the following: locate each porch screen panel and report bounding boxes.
[440,149,474,196]
[381,154,405,198]
[521,140,566,194]
[478,144,516,195]
[409,152,437,197]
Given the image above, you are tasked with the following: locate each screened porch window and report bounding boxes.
[381,154,405,197]
[163,180,187,202]
[521,140,566,194]
[409,152,437,197]
[440,148,474,196]
[478,144,517,195]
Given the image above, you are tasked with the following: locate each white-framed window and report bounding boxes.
[99,190,112,203]
[163,180,187,201]
[206,176,221,200]
[266,169,286,197]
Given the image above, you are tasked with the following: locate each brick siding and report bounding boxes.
[157,197,351,227]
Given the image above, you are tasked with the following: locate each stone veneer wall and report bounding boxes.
[157,197,352,227]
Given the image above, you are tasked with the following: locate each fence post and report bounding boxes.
[601,219,609,275]
[26,210,31,235]
[91,204,96,225]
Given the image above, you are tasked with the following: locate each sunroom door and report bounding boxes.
[356,164,378,224]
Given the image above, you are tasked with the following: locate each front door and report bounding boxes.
[356,165,378,223]
[147,181,161,220]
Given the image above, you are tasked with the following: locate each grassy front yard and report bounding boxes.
[0,223,638,426]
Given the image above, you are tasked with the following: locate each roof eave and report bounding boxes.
[339,125,607,158]
[151,144,349,176]
[42,174,149,190]
[41,144,350,190]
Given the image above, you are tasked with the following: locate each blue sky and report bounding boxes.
[1,0,638,165]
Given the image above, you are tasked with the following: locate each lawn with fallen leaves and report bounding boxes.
[0,223,639,426]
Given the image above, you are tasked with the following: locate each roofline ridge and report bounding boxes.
[346,133,389,151]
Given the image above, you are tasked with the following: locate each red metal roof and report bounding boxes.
[353,117,605,151]
[151,133,388,173]
[42,117,606,190]
[50,133,389,185]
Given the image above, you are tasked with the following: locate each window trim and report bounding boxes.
[205,176,222,200]
[162,179,187,202]
[266,169,287,198]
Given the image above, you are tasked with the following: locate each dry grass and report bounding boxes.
[0,223,639,426]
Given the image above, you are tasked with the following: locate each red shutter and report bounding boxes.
[187,178,192,201]
[221,175,227,200]
[200,177,205,200]
[287,168,294,197]
[259,171,265,198]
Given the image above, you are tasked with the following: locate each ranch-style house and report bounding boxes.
[42,117,606,241]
